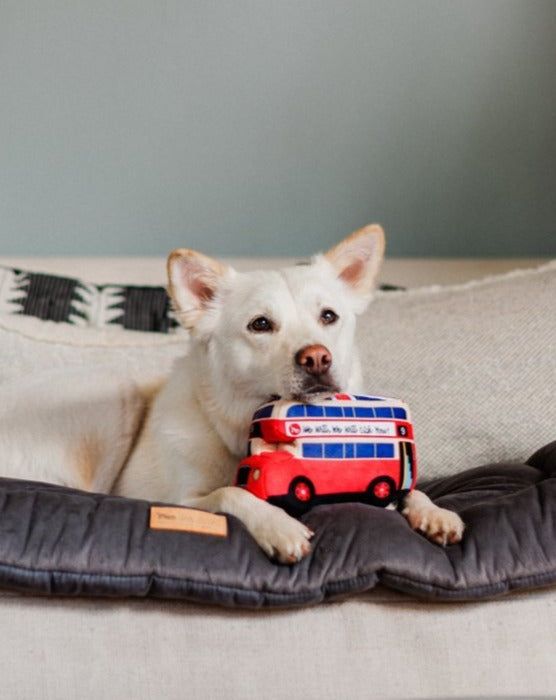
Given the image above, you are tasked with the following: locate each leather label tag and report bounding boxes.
[150,506,228,537]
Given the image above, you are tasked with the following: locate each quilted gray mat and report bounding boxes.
[0,441,555,607]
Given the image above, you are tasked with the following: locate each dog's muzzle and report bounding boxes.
[293,344,339,398]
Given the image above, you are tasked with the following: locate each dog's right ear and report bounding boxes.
[167,249,230,329]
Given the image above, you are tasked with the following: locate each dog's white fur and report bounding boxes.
[0,225,464,562]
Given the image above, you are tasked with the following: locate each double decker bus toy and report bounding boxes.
[235,393,417,516]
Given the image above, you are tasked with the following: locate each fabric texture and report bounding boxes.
[3,588,556,700]
[0,441,555,606]
[0,266,179,332]
[358,261,556,477]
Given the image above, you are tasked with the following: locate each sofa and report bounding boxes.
[0,254,554,700]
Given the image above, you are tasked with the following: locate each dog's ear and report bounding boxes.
[167,249,230,329]
[323,224,385,301]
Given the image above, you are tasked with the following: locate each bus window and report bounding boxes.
[345,444,355,458]
[355,407,374,418]
[302,443,324,458]
[377,443,395,458]
[356,443,374,458]
[343,407,355,417]
[393,407,407,419]
[306,405,324,417]
[253,404,274,420]
[324,406,343,417]
[287,405,305,418]
[324,443,343,459]
[375,407,393,418]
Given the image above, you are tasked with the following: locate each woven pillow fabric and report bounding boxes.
[357,262,556,478]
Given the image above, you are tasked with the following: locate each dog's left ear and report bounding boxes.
[323,224,385,302]
[167,249,231,329]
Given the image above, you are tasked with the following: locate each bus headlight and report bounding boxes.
[253,469,261,481]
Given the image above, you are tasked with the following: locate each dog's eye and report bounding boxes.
[248,316,275,333]
[320,308,339,326]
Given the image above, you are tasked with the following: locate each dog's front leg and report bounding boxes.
[184,487,314,564]
[402,490,464,546]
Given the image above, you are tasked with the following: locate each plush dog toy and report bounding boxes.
[235,393,417,515]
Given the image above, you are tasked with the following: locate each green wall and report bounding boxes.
[1,0,555,257]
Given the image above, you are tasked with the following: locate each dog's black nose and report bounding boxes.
[295,345,332,376]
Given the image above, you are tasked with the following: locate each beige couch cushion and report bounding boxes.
[358,261,556,478]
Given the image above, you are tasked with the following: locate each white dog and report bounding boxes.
[0,224,463,563]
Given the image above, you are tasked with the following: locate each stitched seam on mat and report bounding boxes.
[0,562,378,606]
[380,569,556,598]
[0,563,315,603]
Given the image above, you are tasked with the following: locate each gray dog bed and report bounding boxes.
[0,441,555,608]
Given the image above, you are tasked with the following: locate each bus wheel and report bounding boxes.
[289,477,315,505]
[367,476,396,506]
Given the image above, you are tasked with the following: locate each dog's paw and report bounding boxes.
[251,508,314,564]
[402,490,464,546]
[406,506,465,546]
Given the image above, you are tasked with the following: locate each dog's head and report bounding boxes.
[167,224,385,408]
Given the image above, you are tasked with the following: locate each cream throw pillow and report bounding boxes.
[358,261,556,478]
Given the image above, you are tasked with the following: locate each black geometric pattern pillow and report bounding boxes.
[0,267,179,333]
